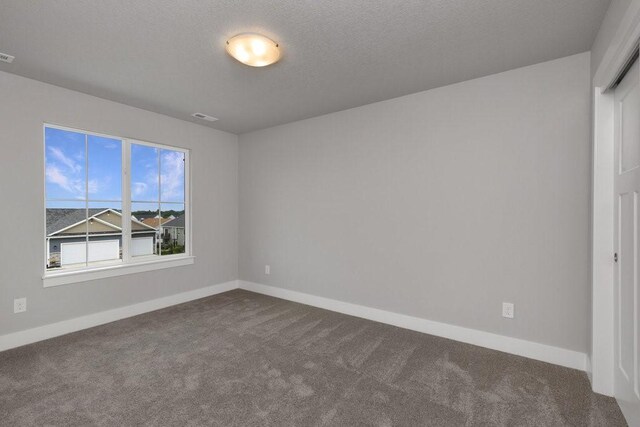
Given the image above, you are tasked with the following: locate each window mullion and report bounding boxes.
[122,140,132,263]
[85,133,89,268]
[157,148,161,256]
[185,149,191,256]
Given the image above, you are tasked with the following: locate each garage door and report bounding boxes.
[131,237,154,257]
[61,240,120,266]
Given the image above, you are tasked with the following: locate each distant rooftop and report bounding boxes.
[164,214,185,228]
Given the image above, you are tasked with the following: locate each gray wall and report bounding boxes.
[0,70,238,335]
[239,53,592,353]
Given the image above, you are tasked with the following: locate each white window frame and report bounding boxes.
[42,124,193,287]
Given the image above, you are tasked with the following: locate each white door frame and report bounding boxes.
[592,1,640,396]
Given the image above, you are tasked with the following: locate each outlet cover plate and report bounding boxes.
[14,297,26,313]
[502,302,514,319]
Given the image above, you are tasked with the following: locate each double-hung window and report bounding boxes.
[44,124,191,286]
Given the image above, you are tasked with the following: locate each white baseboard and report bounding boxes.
[1,279,588,373]
[0,280,239,352]
[239,280,587,372]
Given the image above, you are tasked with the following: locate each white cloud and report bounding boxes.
[132,182,148,198]
[88,179,99,194]
[48,146,82,173]
[46,165,83,196]
[160,151,184,201]
[46,145,108,197]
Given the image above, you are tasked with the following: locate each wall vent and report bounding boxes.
[0,52,15,64]
[191,113,218,122]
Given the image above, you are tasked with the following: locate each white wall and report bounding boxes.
[239,53,592,353]
[0,71,238,335]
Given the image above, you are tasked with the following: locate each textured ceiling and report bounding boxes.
[0,0,610,134]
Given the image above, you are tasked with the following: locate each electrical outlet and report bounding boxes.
[14,298,26,313]
[265,265,270,275]
[502,302,514,319]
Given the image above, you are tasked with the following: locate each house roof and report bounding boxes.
[142,217,171,229]
[163,214,185,228]
[46,208,105,236]
[46,208,156,236]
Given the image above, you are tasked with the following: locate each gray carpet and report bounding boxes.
[0,289,627,426]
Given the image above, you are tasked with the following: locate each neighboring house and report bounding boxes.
[46,208,157,268]
[161,214,185,246]
[141,216,171,229]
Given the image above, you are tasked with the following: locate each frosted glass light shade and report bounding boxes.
[226,33,281,67]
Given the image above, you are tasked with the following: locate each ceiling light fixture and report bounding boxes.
[226,33,280,67]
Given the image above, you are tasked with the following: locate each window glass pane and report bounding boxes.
[160,149,185,203]
[86,202,122,266]
[131,202,160,257]
[131,144,159,202]
[45,127,86,200]
[46,129,189,274]
[161,204,185,255]
[88,135,122,201]
[46,200,87,270]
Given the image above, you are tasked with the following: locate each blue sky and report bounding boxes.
[45,127,184,208]
[130,143,185,203]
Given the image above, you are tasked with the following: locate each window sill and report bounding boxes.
[42,256,195,288]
